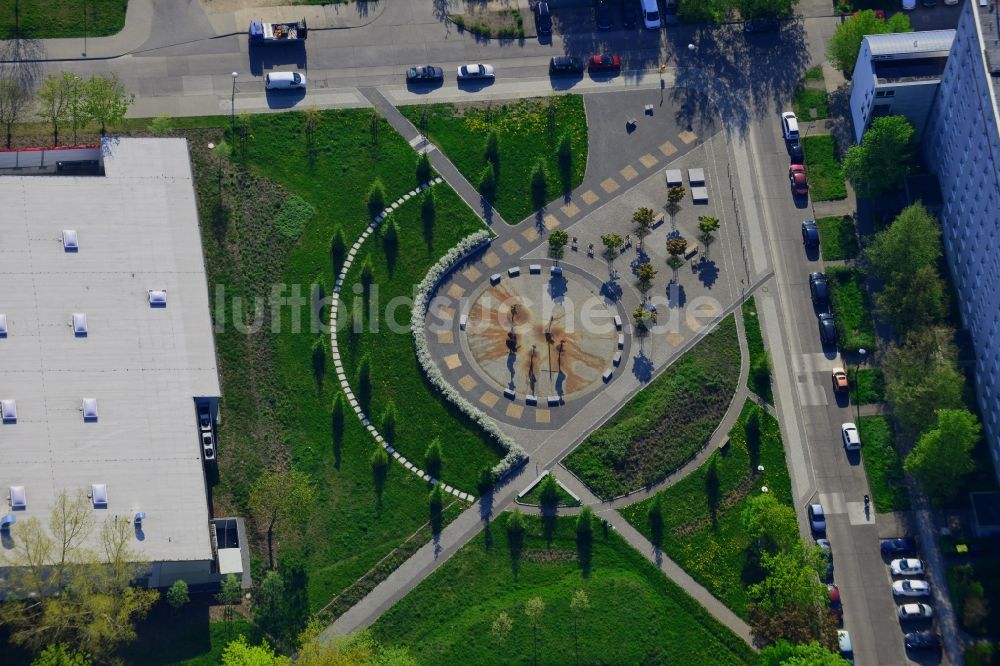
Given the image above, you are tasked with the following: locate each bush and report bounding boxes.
[476,466,496,495]
[426,437,443,479]
[966,641,996,666]
[148,115,173,134]
[381,400,398,444]
[367,179,386,219]
[539,474,560,508]
[274,194,315,240]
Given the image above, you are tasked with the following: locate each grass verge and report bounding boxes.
[792,88,830,120]
[620,402,792,617]
[853,367,885,404]
[816,215,859,261]
[858,416,910,512]
[519,474,581,507]
[826,266,876,353]
[1,0,127,39]
[400,96,588,223]
[802,135,847,201]
[370,514,757,665]
[742,297,772,404]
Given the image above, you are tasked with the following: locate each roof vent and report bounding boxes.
[90,483,108,508]
[72,313,88,336]
[0,314,7,337]
[82,398,98,422]
[1,400,16,423]
[9,486,26,510]
[62,230,79,252]
[148,290,167,307]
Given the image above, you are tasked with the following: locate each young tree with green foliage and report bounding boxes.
[330,227,346,274]
[904,408,981,503]
[311,336,326,383]
[428,484,445,535]
[524,596,546,665]
[666,185,686,225]
[370,446,390,504]
[148,115,173,135]
[530,159,549,209]
[166,579,190,611]
[221,635,276,666]
[539,473,560,508]
[367,179,386,219]
[749,546,838,649]
[360,255,374,297]
[569,589,590,666]
[828,10,911,75]
[882,327,965,437]
[421,189,436,232]
[217,574,243,639]
[31,644,92,666]
[491,610,513,648]
[425,437,443,479]
[82,74,134,135]
[601,233,624,272]
[37,72,78,146]
[632,305,655,331]
[478,165,497,203]
[875,264,947,333]
[863,203,941,282]
[636,262,657,301]
[381,399,397,444]
[548,228,570,258]
[331,392,345,463]
[632,207,655,249]
[760,640,851,666]
[357,353,373,410]
[843,116,918,196]
[248,469,315,569]
[698,215,721,249]
[647,493,664,545]
[383,219,399,267]
[742,493,800,553]
[251,570,285,640]
[416,150,433,185]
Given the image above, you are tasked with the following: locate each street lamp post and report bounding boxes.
[83,0,88,56]
[230,72,239,132]
[855,348,867,422]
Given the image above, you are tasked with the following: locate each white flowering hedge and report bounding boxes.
[411,230,527,478]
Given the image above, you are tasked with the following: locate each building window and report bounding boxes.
[872,104,892,117]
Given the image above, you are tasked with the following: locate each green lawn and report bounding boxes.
[620,402,792,618]
[519,474,581,507]
[190,109,490,612]
[853,367,885,404]
[338,187,502,491]
[564,316,741,499]
[1,0,127,39]
[826,266,876,353]
[400,96,588,224]
[858,416,911,512]
[817,215,859,261]
[802,135,847,201]
[743,297,772,404]
[371,514,757,666]
[793,88,830,120]
[804,66,824,82]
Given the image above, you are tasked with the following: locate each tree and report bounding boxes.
[601,233,624,271]
[576,506,593,540]
[491,611,513,647]
[828,10,911,76]
[904,408,981,503]
[370,446,389,504]
[548,228,570,258]
[666,255,685,281]
[698,215,720,250]
[383,219,399,269]
[0,76,32,148]
[484,130,500,172]
[740,0,797,20]
[478,165,497,203]
[251,570,285,639]
[359,256,374,299]
[425,437,443,479]
[636,263,657,300]
[330,228,346,275]
[380,400,397,444]
[875,264,947,333]
[524,596,546,664]
[416,151,432,185]
[539,473,560,508]
[569,590,590,666]
[217,574,243,639]
[37,72,78,146]
[863,203,941,283]
[428,484,445,535]
[666,185,685,225]
[311,336,326,383]
[667,237,688,280]
[760,640,851,666]
[882,327,964,437]
[530,159,549,209]
[742,493,800,553]
[166,579,190,611]
[367,179,386,219]
[843,115,918,196]
[221,635,277,666]
[632,207,655,249]
[65,73,89,144]
[632,305,655,331]
[292,621,416,665]
[248,469,315,569]
[357,354,373,410]
[748,546,837,649]
[31,644,92,666]
[82,74,133,136]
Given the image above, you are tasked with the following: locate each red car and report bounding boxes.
[789,164,808,196]
[828,584,844,620]
[589,54,622,72]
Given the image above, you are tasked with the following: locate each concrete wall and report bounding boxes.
[924,0,1000,480]
[850,42,877,143]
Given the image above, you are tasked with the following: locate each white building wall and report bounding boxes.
[850,42,877,142]
[924,0,1000,477]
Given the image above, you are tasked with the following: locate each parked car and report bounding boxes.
[406,65,444,83]
[818,313,837,346]
[891,559,926,576]
[596,0,613,29]
[831,367,848,392]
[828,584,843,619]
[899,603,934,620]
[881,537,918,557]
[781,111,800,140]
[589,53,622,72]
[457,63,495,80]
[789,164,809,196]
[536,1,553,34]
[818,539,834,582]
[550,56,584,75]
[640,0,661,28]
[905,630,942,650]
[810,272,829,305]
[841,422,861,451]
[893,579,931,597]
[802,219,819,248]
[838,630,853,658]
[265,71,306,90]
[808,503,826,533]
[902,0,916,9]
[788,140,804,162]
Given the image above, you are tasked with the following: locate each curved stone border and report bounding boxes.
[329,177,474,502]
[412,233,528,479]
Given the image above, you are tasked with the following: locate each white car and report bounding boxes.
[902,0,916,9]
[891,558,925,576]
[842,423,861,451]
[264,71,306,90]
[457,63,495,80]
[893,579,931,597]
[838,630,853,657]
[899,603,934,620]
[781,111,800,140]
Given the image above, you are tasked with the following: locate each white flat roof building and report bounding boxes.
[0,138,226,582]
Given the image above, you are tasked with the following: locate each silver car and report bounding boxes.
[457,63,495,80]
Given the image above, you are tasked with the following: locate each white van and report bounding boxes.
[640,0,661,28]
[265,71,307,90]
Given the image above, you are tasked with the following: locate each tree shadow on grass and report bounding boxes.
[542,506,557,547]
[576,530,592,578]
[507,526,525,579]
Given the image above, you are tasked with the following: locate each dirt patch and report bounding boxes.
[450,0,526,38]
[521,548,576,563]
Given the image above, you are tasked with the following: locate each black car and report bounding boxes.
[405,65,444,83]
[809,272,829,306]
[905,631,942,650]
[549,56,584,75]
[536,1,553,34]
[818,313,837,346]
[788,140,804,162]
[802,219,819,247]
[881,537,917,557]
[620,0,636,28]
[596,0,613,29]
